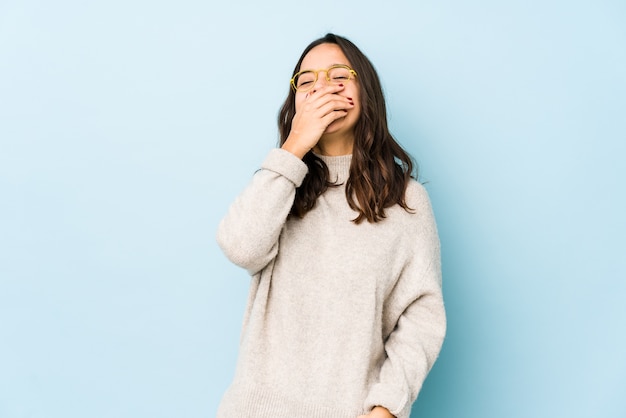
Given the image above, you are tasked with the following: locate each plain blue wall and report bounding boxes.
[1,1,624,417]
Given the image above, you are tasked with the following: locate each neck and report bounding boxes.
[313,133,354,156]
[314,152,352,183]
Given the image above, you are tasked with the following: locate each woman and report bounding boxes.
[216,33,446,418]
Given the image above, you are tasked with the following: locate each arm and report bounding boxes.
[358,406,396,418]
[216,148,308,275]
[363,186,447,418]
[218,83,353,273]
[364,265,446,418]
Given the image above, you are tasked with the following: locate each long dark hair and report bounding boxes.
[278,33,416,223]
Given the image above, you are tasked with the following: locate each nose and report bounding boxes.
[313,70,330,90]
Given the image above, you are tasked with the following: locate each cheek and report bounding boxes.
[351,90,362,112]
[350,89,360,104]
[348,87,360,106]
[294,93,306,112]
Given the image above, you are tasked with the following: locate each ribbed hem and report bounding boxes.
[217,384,365,418]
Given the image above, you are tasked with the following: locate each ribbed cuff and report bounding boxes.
[261,148,308,187]
[363,383,411,418]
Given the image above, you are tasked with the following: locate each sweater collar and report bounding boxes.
[315,153,352,183]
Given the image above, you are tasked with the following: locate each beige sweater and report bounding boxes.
[216,148,446,418]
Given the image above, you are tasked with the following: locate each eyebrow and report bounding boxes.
[299,63,348,72]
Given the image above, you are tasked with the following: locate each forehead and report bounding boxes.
[300,43,351,70]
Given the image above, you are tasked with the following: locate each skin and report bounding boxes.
[281,43,395,418]
[281,43,361,158]
[357,406,396,418]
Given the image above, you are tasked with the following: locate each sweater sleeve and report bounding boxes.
[363,185,447,418]
[216,148,308,275]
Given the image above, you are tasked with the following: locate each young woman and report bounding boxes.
[216,33,446,418]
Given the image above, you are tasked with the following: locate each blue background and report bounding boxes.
[1,0,625,417]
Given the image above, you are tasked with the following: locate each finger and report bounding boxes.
[316,98,354,117]
[306,83,346,99]
[308,95,354,114]
[320,109,348,127]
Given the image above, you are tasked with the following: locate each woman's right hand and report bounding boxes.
[281,84,354,159]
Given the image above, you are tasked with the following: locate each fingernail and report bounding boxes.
[338,83,344,87]
[347,97,353,100]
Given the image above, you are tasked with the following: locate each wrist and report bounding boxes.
[281,135,311,159]
[371,406,395,418]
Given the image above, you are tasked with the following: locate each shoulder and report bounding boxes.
[404,179,434,215]
[400,179,439,242]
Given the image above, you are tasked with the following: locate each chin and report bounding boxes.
[324,123,342,134]
[325,117,352,134]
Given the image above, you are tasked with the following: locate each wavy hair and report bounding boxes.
[278,33,416,223]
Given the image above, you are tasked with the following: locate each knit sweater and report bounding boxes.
[216,148,446,418]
